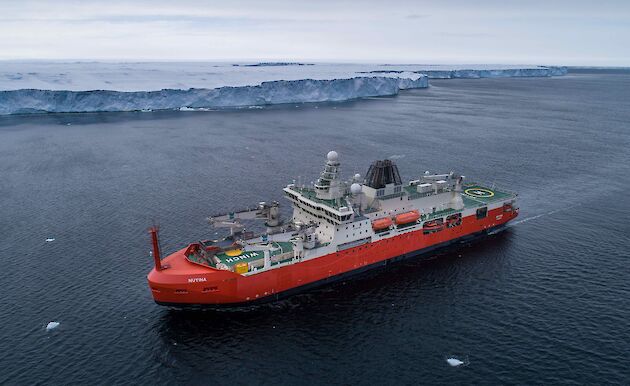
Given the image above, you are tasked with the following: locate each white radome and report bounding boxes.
[350,183,362,195]
[354,173,361,181]
[327,151,338,162]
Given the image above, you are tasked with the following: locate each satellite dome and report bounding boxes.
[327,151,338,162]
[350,183,362,195]
[353,173,361,181]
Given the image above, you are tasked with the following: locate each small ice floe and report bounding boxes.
[45,238,55,242]
[446,357,465,367]
[46,321,60,331]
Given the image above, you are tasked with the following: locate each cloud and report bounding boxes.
[406,14,430,19]
[0,0,628,65]
[440,32,495,38]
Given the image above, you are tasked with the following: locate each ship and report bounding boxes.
[147,151,518,308]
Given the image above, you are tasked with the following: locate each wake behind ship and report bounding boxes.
[147,151,518,308]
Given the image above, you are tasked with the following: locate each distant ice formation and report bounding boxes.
[0,62,567,115]
[46,321,60,331]
[45,238,55,242]
[233,62,314,67]
[419,66,567,79]
[359,66,567,78]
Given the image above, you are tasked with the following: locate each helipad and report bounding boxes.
[464,187,495,198]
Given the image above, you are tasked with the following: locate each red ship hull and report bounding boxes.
[147,206,517,308]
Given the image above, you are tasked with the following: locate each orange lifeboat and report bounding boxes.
[423,220,444,230]
[394,210,420,225]
[372,217,393,231]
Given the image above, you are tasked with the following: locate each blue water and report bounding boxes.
[1,70,629,385]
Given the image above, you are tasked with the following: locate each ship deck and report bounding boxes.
[186,183,515,271]
[214,241,294,268]
[461,184,515,206]
[290,181,515,216]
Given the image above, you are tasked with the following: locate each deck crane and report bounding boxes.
[207,201,283,238]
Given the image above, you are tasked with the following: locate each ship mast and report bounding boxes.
[314,151,345,200]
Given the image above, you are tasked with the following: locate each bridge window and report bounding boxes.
[476,207,488,219]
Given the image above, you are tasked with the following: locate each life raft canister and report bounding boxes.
[394,210,420,225]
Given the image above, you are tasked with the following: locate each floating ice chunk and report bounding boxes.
[45,238,55,242]
[446,357,464,367]
[46,321,60,331]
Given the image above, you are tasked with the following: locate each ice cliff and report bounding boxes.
[0,75,428,115]
[0,63,567,115]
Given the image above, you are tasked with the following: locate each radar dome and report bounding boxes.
[350,183,362,195]
[353,173,361,181]
[327,151,338,162]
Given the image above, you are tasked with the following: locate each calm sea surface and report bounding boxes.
[1,70,629,385]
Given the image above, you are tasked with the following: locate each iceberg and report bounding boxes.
[0,75,428,115]
[46,321,60,331]
[360,66,567,79]
[419,66,567,79]
[446,357,465,367]
[232,62,315,67]
[0,62,566,115]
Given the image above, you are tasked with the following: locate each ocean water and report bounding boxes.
[1,70,629,385]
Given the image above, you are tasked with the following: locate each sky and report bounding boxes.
[1,0,629,65]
